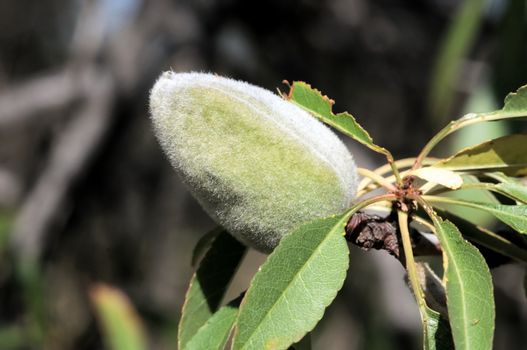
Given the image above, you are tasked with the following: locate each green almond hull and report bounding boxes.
[150,72,358,253]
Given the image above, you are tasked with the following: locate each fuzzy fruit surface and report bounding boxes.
[150,72,358,253]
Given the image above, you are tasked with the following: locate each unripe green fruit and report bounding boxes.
[149,72,358,253]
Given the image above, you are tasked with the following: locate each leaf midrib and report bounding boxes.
[236,214,349,350]
[438,222,471,350]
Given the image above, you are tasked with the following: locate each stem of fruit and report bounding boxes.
[397,209,429,323]
[358,158,439,196]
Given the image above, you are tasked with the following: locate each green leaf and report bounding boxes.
[493,182,527,204]
[430,218,495,350]
[232,213,351,350]
[483,171,519,183]
[178,232,246,349]
[500,84,527,114]
[434,134,527,176]
[292,333,312,350]
[184,296,242,350]
[90,284,147,350]
[432,209,527,264]
[284,81,387,155]
[411,167,463,189]
[424,306,454,350]
[471,84,527,122]
[428,197,527,234]
[430,175,498,227]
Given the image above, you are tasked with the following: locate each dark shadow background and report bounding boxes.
[0,0,526,349]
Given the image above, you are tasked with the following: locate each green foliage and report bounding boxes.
[90,284,147,350]
[184,297,242,350]
[493,182,527,203]
[149,72,358,253]
[426,196,527,234]
[232,213,350,350]
[500,84,527,114]
[155,75,527,350]
[434,134,527,176]
[435,209,527,264]
[427,217,494,350]
[178,232,246,349]
[284,81,384,153]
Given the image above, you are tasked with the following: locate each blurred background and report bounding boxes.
[0,0,526,349]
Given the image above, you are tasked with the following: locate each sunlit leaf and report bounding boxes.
[90,284,147,350]
[483,172,518,183]
[284,81,388,155]
[178,232,246,349]
[499,84,527,114]
[411,167,463,189]
[438,175,498,227]
[232,213,350,350]
[428,197,527,234]
[434,134,527,176]
[429,217,494,350]
[432,209,527,264]
[466,83,527,122]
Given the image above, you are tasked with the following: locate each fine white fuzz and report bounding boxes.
[150,72,358,253]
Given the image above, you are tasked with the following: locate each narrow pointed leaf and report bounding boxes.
[438,174,499,227]
[184,296,242,350]
[90,284,147,350]
[178,232,246,349]
[428,197,527,234]
[480,203,527,234]
[232,213,351,350]
[284,81,387,154]
[434,134,527,176]
[483,172,516,183]
[424,306,454,350]
[493,182,527,204]
[412,167,463,189]
[432,209,527,264]
[429,217,494,350]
